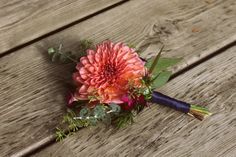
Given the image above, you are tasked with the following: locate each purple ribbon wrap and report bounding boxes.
[151,91,190,113]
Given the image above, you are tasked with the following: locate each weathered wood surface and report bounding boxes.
[0,0,125,55]
[0,0,236,156]
[33,46,236,157]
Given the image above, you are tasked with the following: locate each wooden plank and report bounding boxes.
[0,0,126,55]
[32,46,236,157]
[0,0,236,156]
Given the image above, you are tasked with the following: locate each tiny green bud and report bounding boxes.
[48,47,55,55]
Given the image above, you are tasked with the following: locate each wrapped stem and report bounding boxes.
[189,104,212,120]
[151,91,211,120]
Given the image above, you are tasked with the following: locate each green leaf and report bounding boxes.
[48,47,56,55]
[148,45,164,74]
[146,57,181,70]
[151,71,172,89]
[146,57,181,75]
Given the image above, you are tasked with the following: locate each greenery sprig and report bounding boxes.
[55,103,121,141]
[48,39,94,63]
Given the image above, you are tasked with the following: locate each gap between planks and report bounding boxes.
[0,0,129,57]
[170,39,236,80]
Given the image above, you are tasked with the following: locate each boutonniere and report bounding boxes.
[48,40,211,141]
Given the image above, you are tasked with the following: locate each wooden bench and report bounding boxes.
[0,0,235,156]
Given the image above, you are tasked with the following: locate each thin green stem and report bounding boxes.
[189,104,212,120]
[58,44,78,63]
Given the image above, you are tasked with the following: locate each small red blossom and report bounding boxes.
[120,94,147,110]
[66,92,78,107]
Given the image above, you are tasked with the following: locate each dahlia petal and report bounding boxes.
[95,52,101,63]
[72,72,79,81]
[79,67,89,75]
[123,46,131,52]
[113,42,123,51]
[126,58,139,64]
[80,74,88,80]
[67,92,78,106]
[87,49,95,55]
[80,57,89,66]
[79,85,88,94]
[90,80,95,86]
[86,66,95,73]
[74,88,89,100]
[73,72,84,84]
[87,55,95,64]
[76,63,83,71]
[103,99,123,104]
[84,78,92,85]
[76,95,88,100]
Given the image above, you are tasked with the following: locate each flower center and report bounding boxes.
[104,64,116,76]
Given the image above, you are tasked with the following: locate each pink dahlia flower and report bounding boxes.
[73,41,146,104]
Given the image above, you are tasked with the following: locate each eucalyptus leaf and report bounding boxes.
[89,117,98,126]
[151,71,172,89]
[109,103,121,113]
[48,47,56,55]
[79,108,89,118]
[146,57,181,75]
[94,105,106,119]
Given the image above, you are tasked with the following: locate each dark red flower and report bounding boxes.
[120,94,147,110]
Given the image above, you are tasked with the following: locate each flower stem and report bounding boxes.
[189,104,212,121]
[151,91,212,120]
[57,44,78,63]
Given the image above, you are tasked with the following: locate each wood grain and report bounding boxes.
[0,0,125,55]
[0,0,236,156]
[32,46,236,157]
